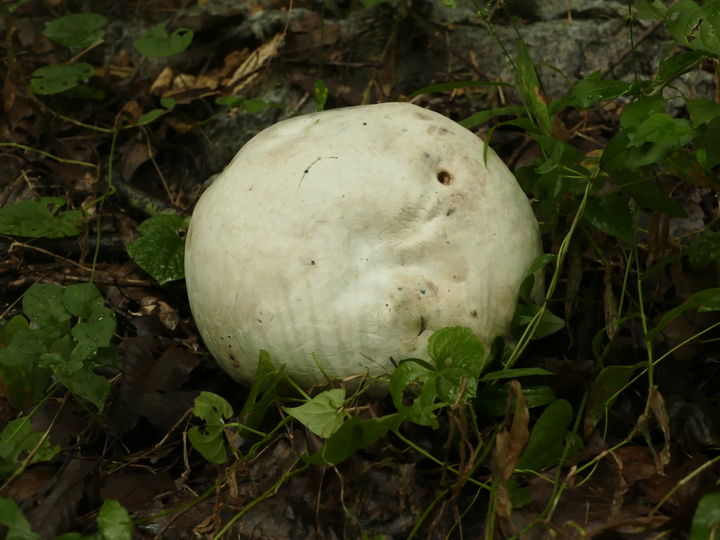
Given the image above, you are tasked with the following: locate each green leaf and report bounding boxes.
[137,108,166,125]
[56,368,110,411]
[314,79,328,112]
[635,0,668,19]
[23,283,70,329]
[627,114,694,148]
[134,24,193,58]
[427,326,485,377]
[620,96,667,130]
[43,13,107,48]
[0,497,40,540]
[584,193,635,243]
[28,63,95,95]
[515,39,551,136]
[480,367,553,382]
[687,231,720,269]
[517,400,575,471]
[189,391,234,464]
[127,214,186,285]
[408,80,503,100]
[63,282,104,319]
[475,384,556,416]
[0,417,60,479]
[360,0,391,7]
[97,500,133,540]
[459,106,526,129]
[71,305,115,349]
[666,1,720,55]
[238,350,284,437]
[512,303,565,339]
[306,411,410,465]
[613,169,687,217]
[585,364,642,433]
[688,98,720,127]
[0,198,82,238]
[648,288,720,340]
[554,72,631,110]
[390,358,434,409]
[655,51,704,88]
[427,327,486,402]
[690,492,720,540]
[286,389,347,438]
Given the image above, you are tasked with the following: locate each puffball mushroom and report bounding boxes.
[185,102,541,387]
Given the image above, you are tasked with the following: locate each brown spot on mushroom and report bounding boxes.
[438,127,449,135]
[437,171,453,185]
[415,112,432,121]
[471,310,478,318]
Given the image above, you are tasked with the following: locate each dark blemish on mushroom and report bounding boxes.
[437,170,453,185]
[363,122,367,126]
[297,156,339,190]
[446,207,456,216]
[420,289,426,295]
[415,112,432,121]
[438,127,449,135]
[471,310,478,318]
[417,316,427,336]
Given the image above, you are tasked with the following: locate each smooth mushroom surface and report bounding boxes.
[185,102,542,387]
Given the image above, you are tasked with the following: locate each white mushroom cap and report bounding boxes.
[185,102,541,387]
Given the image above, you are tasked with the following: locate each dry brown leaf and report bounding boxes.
[150,66,175,95]
[226,33,284,91]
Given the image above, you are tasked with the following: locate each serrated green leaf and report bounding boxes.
[690,492,720,540]
[517,399,575,471]
[0,417,60,479]
[286,389,347,438]
[97,499,133,540]
[43,13,107,48]
[134,24,193,58]
[0,198,82,238]
[0,497,40,540]
[28,63,95,95]
[127,214,186,285]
